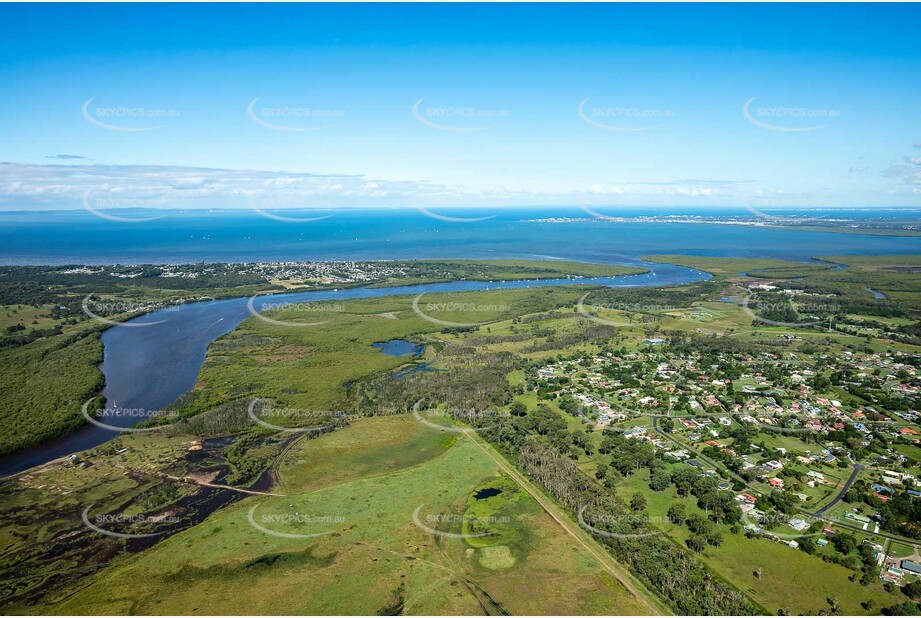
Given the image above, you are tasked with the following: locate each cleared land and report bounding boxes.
[42,416,655,616]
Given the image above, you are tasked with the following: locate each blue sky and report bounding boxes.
[1,2,919,210]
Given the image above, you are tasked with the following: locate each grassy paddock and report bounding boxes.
[46,418,653,616]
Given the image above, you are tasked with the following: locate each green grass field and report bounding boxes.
[275,415,457,494]
[43,416,654,615]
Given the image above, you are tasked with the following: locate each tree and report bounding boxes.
[903,580,921,601]
[687,534,706,553]
[509,401,528,417]
[831,534,857,556]
[649,469,671,491]
[882,601,921,615]
[672,467,699,496]
[595,465,609,482]
[630,492,647,512]
[686,513,713,535]
[667,502,686,524]
[558,396,582,416]
[811,374,832,392]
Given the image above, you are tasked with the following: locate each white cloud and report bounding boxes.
[881,163,921,186]
[0,162,446,209]
[2,161,908,209]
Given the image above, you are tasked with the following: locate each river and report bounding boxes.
[0,262,708,476]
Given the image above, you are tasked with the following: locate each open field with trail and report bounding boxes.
[30,416,654,616]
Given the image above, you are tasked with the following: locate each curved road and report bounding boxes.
[648,417,919,549]
[812,464,864,517]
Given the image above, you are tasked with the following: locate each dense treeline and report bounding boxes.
[159,398,260,437]
[516,438,760,615]
[0,265,268,306]
[520,321,615,352]
[585,280,721,310]
[0,330,104,455]
[386,259,643,282]
[356,353,760,615]
[790,270,921,319]
[1,326,65,349]
[351,344,515,415]
[666,330,766,356]
[519,438,606,513]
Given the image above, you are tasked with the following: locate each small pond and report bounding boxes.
[371,339,424,357]
[474,487,503,500]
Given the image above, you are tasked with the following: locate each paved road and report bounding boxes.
[649,418,920,549]
[651,416,724,472]
[812,464,864,517]
[800,509,920,547]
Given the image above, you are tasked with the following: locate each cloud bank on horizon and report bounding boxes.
[4,146,919,210]
[0,161,808,210]
[1,3,919,210]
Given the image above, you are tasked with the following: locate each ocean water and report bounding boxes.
[0,207,919,265]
